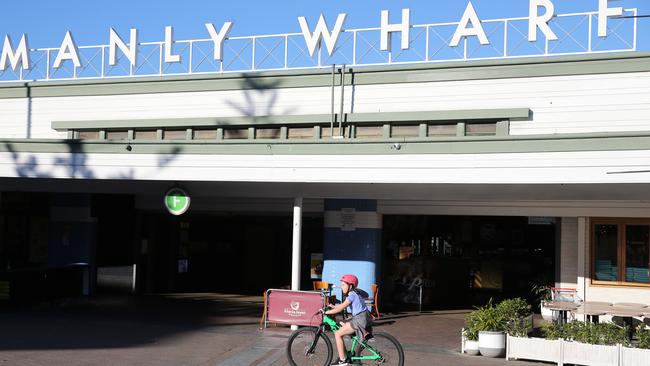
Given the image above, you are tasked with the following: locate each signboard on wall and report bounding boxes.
[0,1,638,83]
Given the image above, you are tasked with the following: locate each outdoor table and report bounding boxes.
[614,302,648,308]
[574,302,611,323]
[545,301,579,325]
[606,307,645,340]
[583,301,612,306]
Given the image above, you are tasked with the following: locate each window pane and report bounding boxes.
[355,125,383,139]
[223,128,248,139]
[391,125,419,138]
[466,123,497,136]
[625,225,650,283]
[256,128,281,139]
[288,127,314,139]
[78,131,99,139]
[106,131,128,140]
[193,129,218,140]
[134,130,157,140]
[594,224,618,281]
[428,124,456,137]
[164,130,187,140]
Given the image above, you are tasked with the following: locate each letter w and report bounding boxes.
[298,14,347,57]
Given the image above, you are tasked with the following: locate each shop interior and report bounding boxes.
[381,215,556,310]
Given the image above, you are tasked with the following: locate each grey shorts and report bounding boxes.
[349,311,373,339]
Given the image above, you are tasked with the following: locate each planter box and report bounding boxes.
[563,341,619,366]
[506,335,650,366]
[506,336,560,363]
[620,346,650,366]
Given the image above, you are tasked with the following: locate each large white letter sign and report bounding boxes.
[0,34,30,71]
[380,9,410,51]
[53,31,81,68]
[164,26,181,63]
[298,13,347,57]
[205,22,233,61]
[450,2,489,47]
[528,0,558,42]
[109,28,138,66]
[598,0,623,37]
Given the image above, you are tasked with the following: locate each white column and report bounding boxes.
[291,197,303,291]
[576,216,588,321]
[291,197,303,331]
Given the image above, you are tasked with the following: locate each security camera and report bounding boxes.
[392,143,401,150]
[126,144,132,151]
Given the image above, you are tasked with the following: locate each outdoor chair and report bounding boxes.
[364,283,380,318]
[313,280,334,304]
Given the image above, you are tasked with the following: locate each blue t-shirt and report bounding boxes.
[347,290,369,316]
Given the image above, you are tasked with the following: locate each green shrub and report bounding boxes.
[637,325,650,349]
[464,297,532,338]
[464,298,506,339]
[541,322,565,340]
[541,321,629,346]
[498,297,532,337]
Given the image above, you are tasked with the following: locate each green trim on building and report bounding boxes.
[51,108,529,130]
[4,131,650,155]
[0,52,648,99]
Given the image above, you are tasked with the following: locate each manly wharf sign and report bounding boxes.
[0,0,639,82]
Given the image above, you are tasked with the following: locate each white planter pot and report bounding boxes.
[465,340,479,355]
[478,331,505,357]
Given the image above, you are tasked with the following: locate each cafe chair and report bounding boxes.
[365,283,381,319]
[313,280,335,304]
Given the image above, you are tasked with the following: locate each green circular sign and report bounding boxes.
[164,187,190,216]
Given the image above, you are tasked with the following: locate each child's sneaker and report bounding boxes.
[330,357,349,365]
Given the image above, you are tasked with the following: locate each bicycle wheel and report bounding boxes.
[354,332,404,366]
[286,327,333,366]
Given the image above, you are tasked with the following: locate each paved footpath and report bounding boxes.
[0,294,543,366]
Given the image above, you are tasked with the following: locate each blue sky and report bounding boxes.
[0,0,647,49]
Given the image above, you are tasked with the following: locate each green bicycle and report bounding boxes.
[286,308,404,365]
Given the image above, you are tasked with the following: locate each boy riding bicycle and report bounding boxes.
[323,274,373,366]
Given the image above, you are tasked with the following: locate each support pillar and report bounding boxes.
[291,197,303,291]
[49,194,97,297]
[321,199,381,298]
[291,197,303,331]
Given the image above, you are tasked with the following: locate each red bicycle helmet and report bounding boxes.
[340,274,359,288]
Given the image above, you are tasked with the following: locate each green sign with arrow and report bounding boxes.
[164,187,190,216]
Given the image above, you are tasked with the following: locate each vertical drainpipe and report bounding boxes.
[331,64,336,137]
[339,65,345,137]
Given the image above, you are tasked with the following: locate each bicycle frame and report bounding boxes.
[321,314,382,362]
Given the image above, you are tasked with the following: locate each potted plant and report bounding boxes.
[499,297,532,337]
[462,313,480,355]
[531,283,553,321]
[465,298,533,358]
[469,299,507,357]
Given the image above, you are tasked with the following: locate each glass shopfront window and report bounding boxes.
[594,224,618,281]
[592,220,650,286]
[625,225,650,284]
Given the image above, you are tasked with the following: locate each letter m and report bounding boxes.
[1,35,30,71]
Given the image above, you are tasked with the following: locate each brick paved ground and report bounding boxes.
[0,294,545,366]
